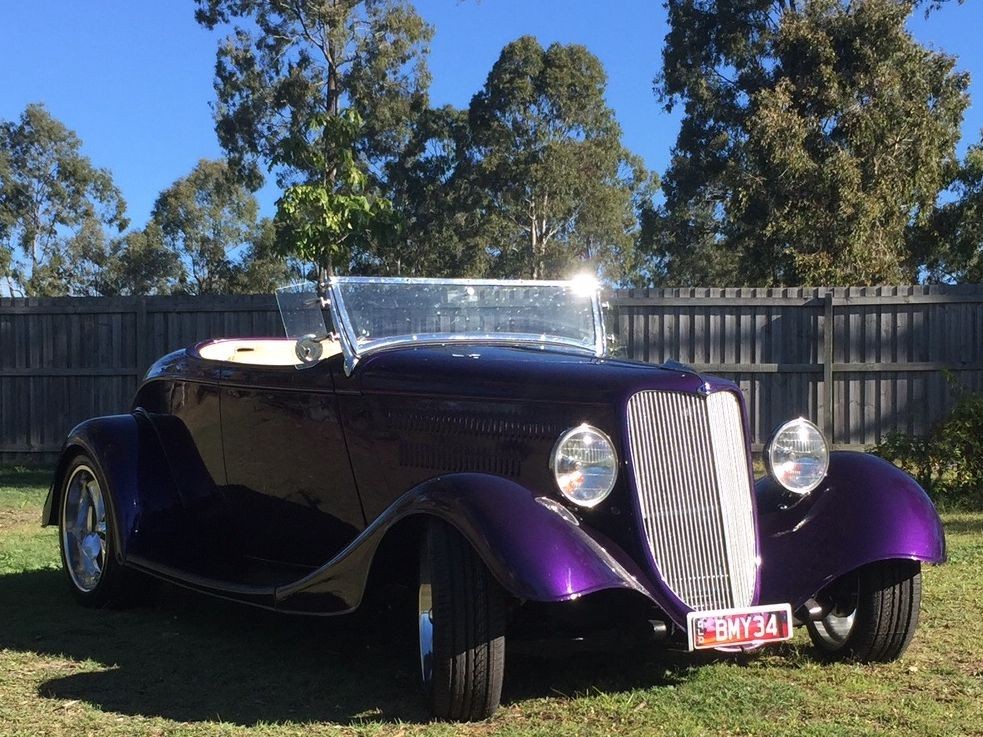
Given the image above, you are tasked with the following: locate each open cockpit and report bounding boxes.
[196,338,342,366]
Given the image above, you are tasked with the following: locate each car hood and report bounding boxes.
[353,345,736,404]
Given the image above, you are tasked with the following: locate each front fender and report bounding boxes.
[275,473,659,614]
[757,451,945,610]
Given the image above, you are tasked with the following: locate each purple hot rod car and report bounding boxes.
[44,277,944,721]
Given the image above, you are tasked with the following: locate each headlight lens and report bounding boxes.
[765,418,829,495]
[550,424,617,508]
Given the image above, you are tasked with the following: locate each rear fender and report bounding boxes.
[275,473,658,614]
[757,451,945,610]
[44,413,179,562]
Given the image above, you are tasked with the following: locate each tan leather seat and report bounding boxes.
[197,338,341,366]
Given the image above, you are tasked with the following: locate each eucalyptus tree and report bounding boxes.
[462,36,651,281]
[381,105,492,277]
[93,225,182,296]
[233,217,304,293]
[195,0,432,276]
[0,104,127,295]
[654,0,969,286]
[913,134,983,283]
[150,159,259,295]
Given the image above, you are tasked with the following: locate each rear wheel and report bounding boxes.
[418,520,506,721]
[59,454,141,608]
[807,559,921,662]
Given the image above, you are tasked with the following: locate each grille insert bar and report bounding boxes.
[626,390,757,611]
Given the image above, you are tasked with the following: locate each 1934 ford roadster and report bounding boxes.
[44,277,944,721]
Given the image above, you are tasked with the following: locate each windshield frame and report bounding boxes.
[325,276,606,375]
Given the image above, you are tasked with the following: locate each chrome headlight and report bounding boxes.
[765,418,829,495]
[550,424,618,508]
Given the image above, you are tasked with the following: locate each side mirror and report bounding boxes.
[294,334,324,365]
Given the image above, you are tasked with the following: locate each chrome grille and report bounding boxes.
[626,390,757,611]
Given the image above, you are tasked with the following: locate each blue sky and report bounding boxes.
[2,1,982,228]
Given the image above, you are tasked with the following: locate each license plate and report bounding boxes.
[687,603,793,650]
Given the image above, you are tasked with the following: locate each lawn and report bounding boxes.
[0,467,980,737]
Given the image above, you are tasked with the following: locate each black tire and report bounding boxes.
[419,520,506,721]
[58,453,143,608]
[807,559,922,662]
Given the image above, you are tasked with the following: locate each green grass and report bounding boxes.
[1,468,980,737]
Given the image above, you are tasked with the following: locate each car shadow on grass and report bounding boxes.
[2,568,431,725]
[1,568,708,726]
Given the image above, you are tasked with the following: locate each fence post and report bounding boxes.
[823,290,835,442]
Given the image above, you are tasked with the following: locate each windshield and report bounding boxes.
[275,282,329,340]
[327,277,604,373]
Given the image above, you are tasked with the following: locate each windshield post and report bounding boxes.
[326,278,359,375]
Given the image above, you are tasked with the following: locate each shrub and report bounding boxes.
[872,377,983,510]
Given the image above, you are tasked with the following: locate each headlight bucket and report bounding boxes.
[550,424,618,508]
[765,418,829,495]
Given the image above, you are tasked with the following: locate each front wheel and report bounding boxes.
[419,520,506,721]
[807,559,922,662]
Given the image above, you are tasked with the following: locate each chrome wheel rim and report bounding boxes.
[418,551,434,689]
[813,608,857,646]
[812,577,860,648]
[61,465,107,593]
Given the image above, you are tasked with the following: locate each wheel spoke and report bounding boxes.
[65,528,81,556]
[73,482,90,532]
[89,480,107,536]
[78,551,99,588]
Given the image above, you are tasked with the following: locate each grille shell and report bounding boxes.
[625,390,758,611]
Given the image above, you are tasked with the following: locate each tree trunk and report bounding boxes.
[324,39,341,276]
[529,205,539,279]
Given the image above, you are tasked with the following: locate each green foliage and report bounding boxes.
[275,183,398,274]
[873,377,983,509]
[145,159,301,294]
[92,224,183,296]
[0,103,127,296]
[194,4,655,281]
[0,107,286,296]
[652,0,969,287]
[233,217,302,293]
[194,0,431,186]
[912,132,983,283]
[149,159,259,294]
[196,0,429,274]
[273,109,399,274]
[462,36,653,281]
[381,105,491,276]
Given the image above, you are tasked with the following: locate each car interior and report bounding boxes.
[196,337,342,366]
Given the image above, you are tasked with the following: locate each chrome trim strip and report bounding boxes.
[328,276,583,287]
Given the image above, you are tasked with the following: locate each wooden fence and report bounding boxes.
[2,285,982,464]
[612,285,983,450]
[0,295,282,465]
